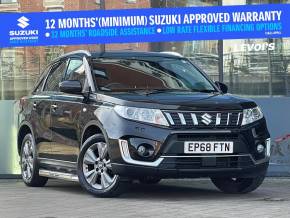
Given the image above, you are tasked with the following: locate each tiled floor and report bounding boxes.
[0,178,289,218]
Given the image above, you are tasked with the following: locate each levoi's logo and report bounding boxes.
[17,16,30,29]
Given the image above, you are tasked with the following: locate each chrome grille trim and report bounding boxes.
[164,112,175,125]
[178,113,186,125]
[216,113,221,125]
[191,113,199,125]
[237,112,242,125]
[226,113,231,125]
[163,110,243,129]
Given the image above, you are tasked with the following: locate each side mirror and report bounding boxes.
[215,81,228,94]
[59,80,82,94]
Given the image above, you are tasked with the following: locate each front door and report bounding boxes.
[50,58,85,162]
[50,94,83,162]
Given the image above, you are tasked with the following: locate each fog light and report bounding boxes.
[137,145,147,155]
[137,144,154,157]
[118,139,164,167]
[257,144,265,153]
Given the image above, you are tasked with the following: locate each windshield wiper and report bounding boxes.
[190,89,219,93]
[99,87,218,95]
[145,89,219,95]
[133,89,219,95]
[140,89,191,95]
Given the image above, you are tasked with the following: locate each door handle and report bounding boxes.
[33,102,37,110]
[51,104,58,111]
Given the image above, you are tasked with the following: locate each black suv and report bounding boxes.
[17,50,270,197]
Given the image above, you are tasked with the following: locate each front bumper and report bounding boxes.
[112,161,269,179]
[113,138,270,178]
[102,112,270,179]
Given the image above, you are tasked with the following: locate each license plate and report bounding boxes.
[184,141,233,154]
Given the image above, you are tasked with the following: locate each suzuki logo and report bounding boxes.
[17,16,30,29]
[201,113,212,125]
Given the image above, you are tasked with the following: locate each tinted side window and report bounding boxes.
[34,78,45,93]
[44,61,67,92]
[33,65,51,93]
[64,59,85,87]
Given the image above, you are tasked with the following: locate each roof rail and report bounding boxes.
[160,51,183,57]
[63,50,91,57]
[51,50,91,63]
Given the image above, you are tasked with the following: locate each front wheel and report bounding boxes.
[211,175,266,194]
[77,134,124,197]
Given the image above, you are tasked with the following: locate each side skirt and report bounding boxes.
[38,158,78,182]
[38,158,77,169]
[39,169,79,182]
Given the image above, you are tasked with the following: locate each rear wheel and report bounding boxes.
[20,134,48,187]
[77,134,124,197]
[211,175,266,194]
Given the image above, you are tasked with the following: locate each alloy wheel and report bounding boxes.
[21,138,34,182]
[82,142,117,190]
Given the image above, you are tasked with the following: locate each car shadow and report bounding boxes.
[44,180,85,195]
[43,179,266,200]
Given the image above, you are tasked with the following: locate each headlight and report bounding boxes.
[241,106,263,126]
[114,105,169,126]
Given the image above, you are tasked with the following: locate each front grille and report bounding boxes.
[161,155,254,170]
[163,111,243,129]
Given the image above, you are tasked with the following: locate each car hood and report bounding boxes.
[95,91,256,111]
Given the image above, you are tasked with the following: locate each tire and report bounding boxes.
[20,133,48,187]
[211,175,266,194]
[139,177,161,185]
[77,134,124,197]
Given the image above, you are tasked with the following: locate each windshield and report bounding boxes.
[92,57,217,93]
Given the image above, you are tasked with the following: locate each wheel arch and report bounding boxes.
[81,120,108,147]
[17,122,34,155]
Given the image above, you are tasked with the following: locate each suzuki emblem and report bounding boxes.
[201,113,212,125]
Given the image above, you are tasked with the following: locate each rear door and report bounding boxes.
[30,65,52,159]
[32,61,67,159]
[50,58,85,162]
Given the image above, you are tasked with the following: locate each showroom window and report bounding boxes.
[1,0,290,99]
[0,0,102,100]
[0,49,16,100]
[105,0,220,81]
[152,0,220,81]
[223,0,290,96]
[126,0,137,3]
[0,0,17,4]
